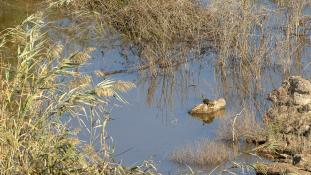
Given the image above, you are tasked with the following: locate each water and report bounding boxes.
[78,45,280,174]
[1,0,311,174]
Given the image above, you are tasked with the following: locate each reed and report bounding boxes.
[46,0,311,110]
[49,0,310,155]
[0,13,157,174]
[49,0,311,75]
[171,140,233,167]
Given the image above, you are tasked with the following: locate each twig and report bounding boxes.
[232,107,245,143]
[208,164,220,175]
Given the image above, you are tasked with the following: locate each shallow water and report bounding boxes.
[86,47,278,174]
[1,0,311,174]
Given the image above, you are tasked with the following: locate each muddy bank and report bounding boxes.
[250,76,311,174]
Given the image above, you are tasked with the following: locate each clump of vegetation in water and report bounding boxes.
[52,0,311,66]
[48,0,213,75]
[171,140,233,167]
[171,109,262,172]
[0,13,158,174]
[216,108,262,143]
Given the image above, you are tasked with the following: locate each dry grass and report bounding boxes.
[50,0,311,75]
[217,108,262,143]
[49,0,214,75]
[170,140,233,167]
[210,0,311,96]
[45,0,311,111]
[0,13,158,174]
[170,109,261,169]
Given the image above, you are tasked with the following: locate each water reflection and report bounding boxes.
[189,109,225,124]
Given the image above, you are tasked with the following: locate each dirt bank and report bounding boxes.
[250,76,311,174]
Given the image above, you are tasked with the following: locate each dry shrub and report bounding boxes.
[217,108,262,143]
[171,140,233,167]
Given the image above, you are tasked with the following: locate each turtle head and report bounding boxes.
[203,98,210,104]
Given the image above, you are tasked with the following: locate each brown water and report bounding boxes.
[1,1,311,174]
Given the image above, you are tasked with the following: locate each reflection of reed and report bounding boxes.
[147,76,157,106]
[140,64,193,111]
[189,109,225,124]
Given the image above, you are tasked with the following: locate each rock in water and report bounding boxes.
[190,98,226,114]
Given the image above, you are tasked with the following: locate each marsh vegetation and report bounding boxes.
[1,0,311,174]
[0,13,156,174]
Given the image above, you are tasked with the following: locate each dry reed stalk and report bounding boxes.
[0,12,157,174]
[171,140,233,167]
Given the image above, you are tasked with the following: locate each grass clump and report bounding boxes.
[0,13,157,174]
[170,140,233,167]
[170,109,261,168]
[49,0,213,75]
[217,108,262,143]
